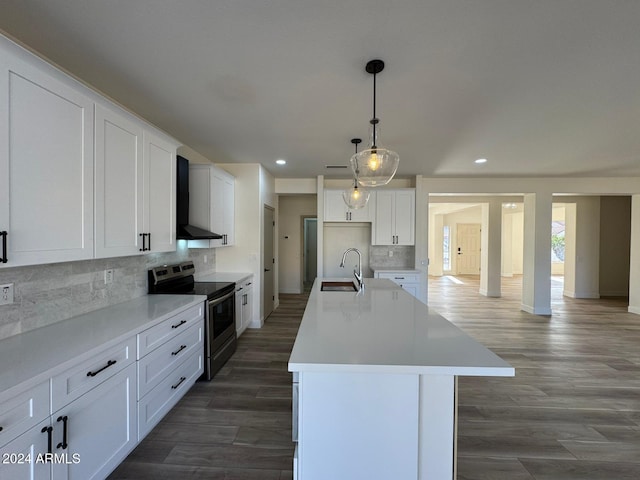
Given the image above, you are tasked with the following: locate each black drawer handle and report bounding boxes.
[394,277,405,280]
[171,319,187,329]
[171,345,187,356]
[41,426,53,454]
[56,416,68,450]
[0,231,7,263]
[246,282,252,286]
[0,426,3,432]
[87,359,117,377]
[171,376,187,389]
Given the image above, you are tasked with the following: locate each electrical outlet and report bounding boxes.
[203,255,208,264]
[388,250,393,257]
[104,269,114,285]
[0,283,14,305]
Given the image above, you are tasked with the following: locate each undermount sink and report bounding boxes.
[321,281,358,292]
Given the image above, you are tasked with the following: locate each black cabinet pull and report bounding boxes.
[41,426,53,454]
[148,232,151,251]
[56,416,68,450]
[0,426,3,432]
[0,231,7,263]
[246,282,252,286]
[139,233,147,251]
[171,376,187,389]
[171,319,187,329]
[87,359,117,377]
[171,345,187,356]
[394,277,405,280]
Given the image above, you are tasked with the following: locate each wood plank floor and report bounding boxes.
[109,277,640,479]
[429,275,640,480]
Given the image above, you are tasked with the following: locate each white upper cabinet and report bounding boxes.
[188,164,235,248]
[324,189,374,222]
[0,38,94,268]
[95,105,176,258]
[95,105,145,258]
[373,189,415,245]
[143,130,177,253]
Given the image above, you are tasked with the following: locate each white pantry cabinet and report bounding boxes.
[188,164,235,248]
[0,37,94,268]
[324,189,374,222]
[373,189,415,246]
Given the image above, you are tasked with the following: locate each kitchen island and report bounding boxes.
[288,278,514,480]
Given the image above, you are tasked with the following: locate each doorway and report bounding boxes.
[456,223,481,275]
[263,205,275,321]
[302,217,317,291]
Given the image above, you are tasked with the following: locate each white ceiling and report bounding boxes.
[2,0,640,179]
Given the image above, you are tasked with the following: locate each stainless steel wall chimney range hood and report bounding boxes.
[176,155,223,240]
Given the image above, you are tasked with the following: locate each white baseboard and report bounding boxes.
[600,290,628,297]
[520,303,552,316]
[564,290,600,299]
[248,318,264,329]
[479,288,501,298]
[628,306,640,315]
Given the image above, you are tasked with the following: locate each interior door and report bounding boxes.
[304,218,318,286]
[263,205,275,321]
[457,223,481,274]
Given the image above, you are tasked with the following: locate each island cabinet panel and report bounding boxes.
[298,372,419,480]
[0,40,94,268]
[0,419,53,480]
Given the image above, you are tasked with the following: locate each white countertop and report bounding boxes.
[197,271,253,283]
[288,278,514,377]
[0,294,206,395]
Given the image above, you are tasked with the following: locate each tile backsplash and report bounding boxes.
[369,245,415,269]
[0,245,216,341]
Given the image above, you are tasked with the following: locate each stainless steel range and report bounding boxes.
[148,261,236,380]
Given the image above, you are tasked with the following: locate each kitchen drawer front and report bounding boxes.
[137,349,203,440]
[137,302,204,359]
[377,272,420,284]
[51,336,136,412]
[0,381,49,448]
[137,321,203,399]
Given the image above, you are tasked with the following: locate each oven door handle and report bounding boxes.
[208,289,235,307]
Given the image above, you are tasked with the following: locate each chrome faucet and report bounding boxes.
[340,248,364,292]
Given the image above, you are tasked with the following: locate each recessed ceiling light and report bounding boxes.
[475,158,487,164]
[276,159,286,165]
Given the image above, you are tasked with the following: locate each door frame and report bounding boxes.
[262,204,276,321]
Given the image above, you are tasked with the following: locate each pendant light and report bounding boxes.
[343,138,370,209]
[350,59,399,187]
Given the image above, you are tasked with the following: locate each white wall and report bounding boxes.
[323,223,372,278]
[278,195,317,294]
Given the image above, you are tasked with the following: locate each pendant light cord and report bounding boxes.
[372,72,377,148]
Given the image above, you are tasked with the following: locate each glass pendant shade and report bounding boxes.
[342,181,370,210]
[350,122,399,187]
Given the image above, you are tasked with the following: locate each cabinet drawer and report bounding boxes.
[377,272,420,283]
[51,336,136,412]
[0,381,49,448]
[137,321,203,399]
[138,350,203,440]
[138,302,204,359]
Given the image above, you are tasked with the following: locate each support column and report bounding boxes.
[629,194,640,314]
[415,175,429,304]
[501,212,514,277]
[316,175,324,278]
[564,198,600,298]
[480,199,502,297]
[522,192,552,315]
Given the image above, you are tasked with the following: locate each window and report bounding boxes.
[551,221,565,262]
[443,225,451,271]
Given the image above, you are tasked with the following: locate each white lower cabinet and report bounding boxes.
[374,271,421,300]
[0,419,53,480]
[235,276,254,336]
[136,304,205,440]
[51,363,136,480]
[0,364,136,480]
